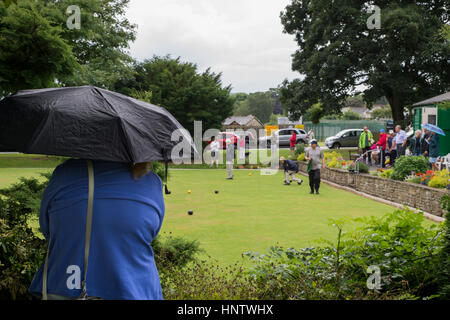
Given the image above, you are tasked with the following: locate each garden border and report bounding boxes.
[296,161,448,221]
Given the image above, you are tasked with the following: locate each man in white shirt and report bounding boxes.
[392,125,407,158]
[209,137,220,168]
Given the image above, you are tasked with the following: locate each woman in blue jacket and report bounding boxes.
[29,159,165,300]
[428,131,440,170]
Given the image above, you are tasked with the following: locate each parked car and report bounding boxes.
[259,128,309,148]
[325,129,364,149]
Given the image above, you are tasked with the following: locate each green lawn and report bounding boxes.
[161,169,396,265]
[0,163,403,266]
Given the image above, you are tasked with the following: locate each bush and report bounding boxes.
[438,195,450,299]
[391,156,430,181]
[244,209,444,300]
[0,175,51,300]
[428,170,450,189]
[294,144,306,157]
[347,162,369,173]
[152,233,202,271]
[380,168,393,178]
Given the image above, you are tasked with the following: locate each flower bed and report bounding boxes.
[296,161,448,217]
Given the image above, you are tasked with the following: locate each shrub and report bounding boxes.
[347,162,369,173]
[380,168,393,178]
[294,144,306,157]
[391,156,430,181]
[152,233,202,271]
[428,170,449,189]
[297,153,306,162]
[438,195,450,299]
[0,175,51,300]
[244,209,444,300]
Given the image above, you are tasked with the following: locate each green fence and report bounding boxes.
[304,120,387,141]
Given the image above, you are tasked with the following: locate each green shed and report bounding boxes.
[412,92,450,156]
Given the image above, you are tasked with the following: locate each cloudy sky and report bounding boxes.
[126,0,299,93]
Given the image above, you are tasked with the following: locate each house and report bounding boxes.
[412,92,450,156]
[222,115,264,135]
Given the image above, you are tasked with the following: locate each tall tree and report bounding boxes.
[0,0,78,95]
[246,92,275,124]
[114,56,234,134]
[0,0,136,95]
[280,0,450,125]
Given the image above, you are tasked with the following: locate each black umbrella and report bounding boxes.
[0,86,196,193]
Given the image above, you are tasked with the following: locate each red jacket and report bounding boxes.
[290,133,297,147]
[377,133,387,150]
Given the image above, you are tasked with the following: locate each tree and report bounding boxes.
[371,107,393,120]
[51,0,137,89]
[0,0,78,95]
[280,0,450,125]
[246,92,275,124]
[0,0,136,95]
[114,56,234,134]
[342,110,363,120]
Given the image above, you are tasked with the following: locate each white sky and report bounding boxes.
[125,0,299,93]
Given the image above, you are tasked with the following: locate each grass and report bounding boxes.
[0,154,425,267]
[161,169,396,265]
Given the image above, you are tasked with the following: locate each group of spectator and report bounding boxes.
[360,125,440,170]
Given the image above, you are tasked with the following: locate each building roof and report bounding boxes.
[413,92,450,107]
[222,115,263,126]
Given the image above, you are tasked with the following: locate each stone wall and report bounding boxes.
[297,161,447,217]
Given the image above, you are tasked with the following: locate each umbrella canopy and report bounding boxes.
[422,123,446,136]
[0,86,196,163]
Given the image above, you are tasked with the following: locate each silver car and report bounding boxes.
[259,128,309,148]
[325,129,364,149]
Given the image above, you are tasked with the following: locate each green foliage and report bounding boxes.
[0,174,50,300]
[244,209,444,299]
[391,156,430,181]
[438,194,450,299]
[342,110,362,120]
[280,1,450,124]
[347,161,370,174]
[152,233,202,271]
[114,56,234,134]
[0,0,78,95]
[0,0,137,94]
[428,170,450,189]
[371,107,393,120]
[380,168,394,178]
[294,143,306,157]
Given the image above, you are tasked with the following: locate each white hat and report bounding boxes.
[280,156,286,161]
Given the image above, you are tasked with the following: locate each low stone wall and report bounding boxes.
[297,161,447,217]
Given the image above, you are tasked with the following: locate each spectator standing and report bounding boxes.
[209,137,220,168]
[359,126,374,166]
[387,130,397,166]
[289,130,297,158]
[308,129,315,143]
[422,129,430,158]
[428,131,440,171]
[376,129,387,168]
[225,139,235,180]
[305,140,325,195]
[392,125,407,157]
[410,130,423,156]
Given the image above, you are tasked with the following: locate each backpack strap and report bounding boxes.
[80,160,94,299]
[42,160,95,300]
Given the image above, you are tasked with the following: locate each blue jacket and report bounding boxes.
[283,159,298,172]
[429,134,440,158]
[29,159,165,300]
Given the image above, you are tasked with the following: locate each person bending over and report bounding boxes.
[280,157,303,186]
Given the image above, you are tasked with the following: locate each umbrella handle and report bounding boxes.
[164,151,171,195]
